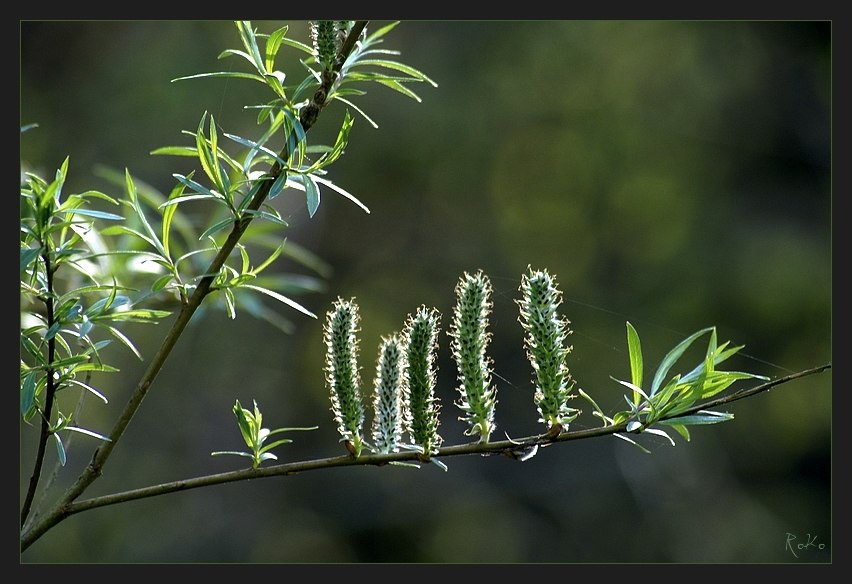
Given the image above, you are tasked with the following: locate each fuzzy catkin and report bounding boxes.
[323,297,365,456]
[310,21,338,71]
[517,267,578,431]
[371,334,406,454]
[403,306,443,456]
[449,270,497,442]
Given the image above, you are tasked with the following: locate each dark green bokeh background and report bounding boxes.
[20,20,831,563]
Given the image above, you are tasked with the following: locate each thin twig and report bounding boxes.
[20,361,830,550]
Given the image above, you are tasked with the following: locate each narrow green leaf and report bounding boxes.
[126,169,166,257]
[279,107,307,166]
[352,59,438,86]
[199,217,236,241]
[650,327,714,397]
[579,389,614,427]
[669,423,691,441]
[223,132,288,169]
[430,458,449,472]
[98,225,157,249]
[313,176,370,214]
[107,326,142,361]
[643,427,676,446]
[343,73,423,101]
[660,410,735,425]
[626,321,643,406]
[332,87,367,97]
[613,432,651,454]
[172,71,266,84]
[612,376,650,402]
[65,426,112,441]
[52,433,67,466]
[94,308,171,322]
[151,274,175,293]
[236,21,266,74]
[64,208,125,221]
[307,110,354,171]
[278,36,314,55]
[251,241,285,275]
[151,146,199,157]
[265,26,288,74]
[234,403,255,448]
[331,97,379,128]
[20,371,37,417]
[363,21,400,44]
[44,322,61,341]
[161,182,185,259]
[236,243,250,275]
[242,284,317,318]
[20,247,42,271]
[304,174,320,217]
[244,209,288,228]
[79,315,93,338]
[224,287,237,319]
[211,450,254,458]
[268,171,289,200]
[266,426,319,436]
[257,438,294,455]
[195,114,226,197]
[159,193,219,208]
[171,173,226,202]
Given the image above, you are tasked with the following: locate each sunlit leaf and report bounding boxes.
[241,283,317,318]
[650,327,714,397]
[626,321,643,406]
[65,208,125,221]
[660,410,735,425]
[52,434,67,466]
[313,175,369,214]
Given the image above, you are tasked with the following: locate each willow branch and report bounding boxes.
[20,255,58,527]
[20,21,369,551]
[20,361,829,551]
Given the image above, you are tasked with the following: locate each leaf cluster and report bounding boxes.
[582,323,769,452]
[211,399,317,468]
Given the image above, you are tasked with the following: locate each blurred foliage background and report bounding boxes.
[19,20,831,563]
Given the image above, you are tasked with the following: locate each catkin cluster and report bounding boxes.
[322,267,578,466]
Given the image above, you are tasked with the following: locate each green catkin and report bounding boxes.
[310,21,338,71]
[449,270,497,442]
[371,334,405,454]
[403,306,443,457]
[323,297,365,456]
[517,266,579,434]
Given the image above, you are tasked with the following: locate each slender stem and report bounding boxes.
[20,254,57,527]
[20,362,830,551]
[20,21,369,552]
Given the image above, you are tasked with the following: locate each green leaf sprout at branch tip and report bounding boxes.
[580,322,770,452]
[211,399,317,468]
